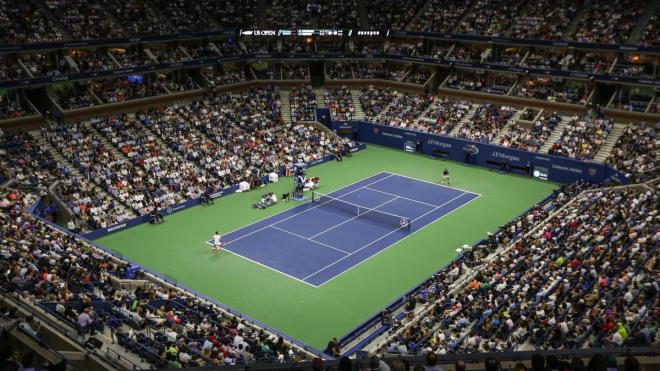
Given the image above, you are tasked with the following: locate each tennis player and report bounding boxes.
[211,231,223,252]
[442,169,450,185]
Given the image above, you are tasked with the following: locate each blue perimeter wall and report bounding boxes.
[332,120,628,185]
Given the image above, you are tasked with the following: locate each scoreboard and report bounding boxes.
[239,29,388,37]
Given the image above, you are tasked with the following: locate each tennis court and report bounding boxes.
[208,172,480,287]
[97,145,559,348]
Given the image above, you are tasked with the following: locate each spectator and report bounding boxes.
[624,356,640,371]
[548,114,612,160]
[574,0,644,44]
[77,307,94,339]
[485,357,501,371]
[424,352,444,371]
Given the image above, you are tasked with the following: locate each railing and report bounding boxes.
[2,52,658,90]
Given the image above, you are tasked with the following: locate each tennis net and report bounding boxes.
[311,191,411,231]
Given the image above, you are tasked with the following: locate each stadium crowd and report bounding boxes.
[605,124,657,175]
[447,71,516,95]
[52,85,98,110]
[412,0,471,33]
[0,94,31,120]
[375,92,434,128]
[498,112,562,152]
[326,62,354,80]
[454,104,516,143]
[92,78,168,104]
[379,181,658,355]
[508,0,578,40]
[361,87,396,120]
[395,98,472,136]
[324,87,355,121]
[42,120,174,215]
[513,79,589,105]
[0,188,309,368]
[1,0,658,49]
[573,0,646,44]
[366,0,426,31]
[203,68,249,86]
[455,0,518,37]
[548,114,613,161]
[289,84,317,122]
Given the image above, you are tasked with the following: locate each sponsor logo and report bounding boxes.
[588,168,598,176]
[551,164,583,174]
[113,69,135,75]
[51,76,69,82]
[373,127,379,134]
[382,132,403,139]
[427,139,451,148]
[404,132,417,137]
[463,144,479,155]
[166,204,186,214]
[309,158,324,165]
[491,151,520,162]
[241,30,277,36]
[534,156,551,162]
[210,191,224,198]
[569,72,589,79]
[107,223,127,232]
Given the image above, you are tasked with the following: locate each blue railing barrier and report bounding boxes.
[331,120,629,185]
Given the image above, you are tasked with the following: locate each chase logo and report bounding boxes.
[588,168,598,176]
[463,144,479,155]
[166,207,173,214]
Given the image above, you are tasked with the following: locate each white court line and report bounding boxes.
[363,186,438,208]
[207,243,320,288]
[309,196,403,239]
[303,191,474,282]
[269,226,351,255]
[387,172,482,197]
[314,192,481,287]
[221,173,395,246]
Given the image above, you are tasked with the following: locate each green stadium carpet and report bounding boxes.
[95,145,558,350]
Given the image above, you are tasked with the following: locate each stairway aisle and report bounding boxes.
[448,104,479,137]
[538,114,573,153]
[350,89,366,120]
[594,123,627,162]
[314,87,326,107]
[280,89,292,123]
[29,130,137,220]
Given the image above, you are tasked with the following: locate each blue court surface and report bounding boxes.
[207,172,480,287]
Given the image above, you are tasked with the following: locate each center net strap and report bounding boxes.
[311,191,411,231]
